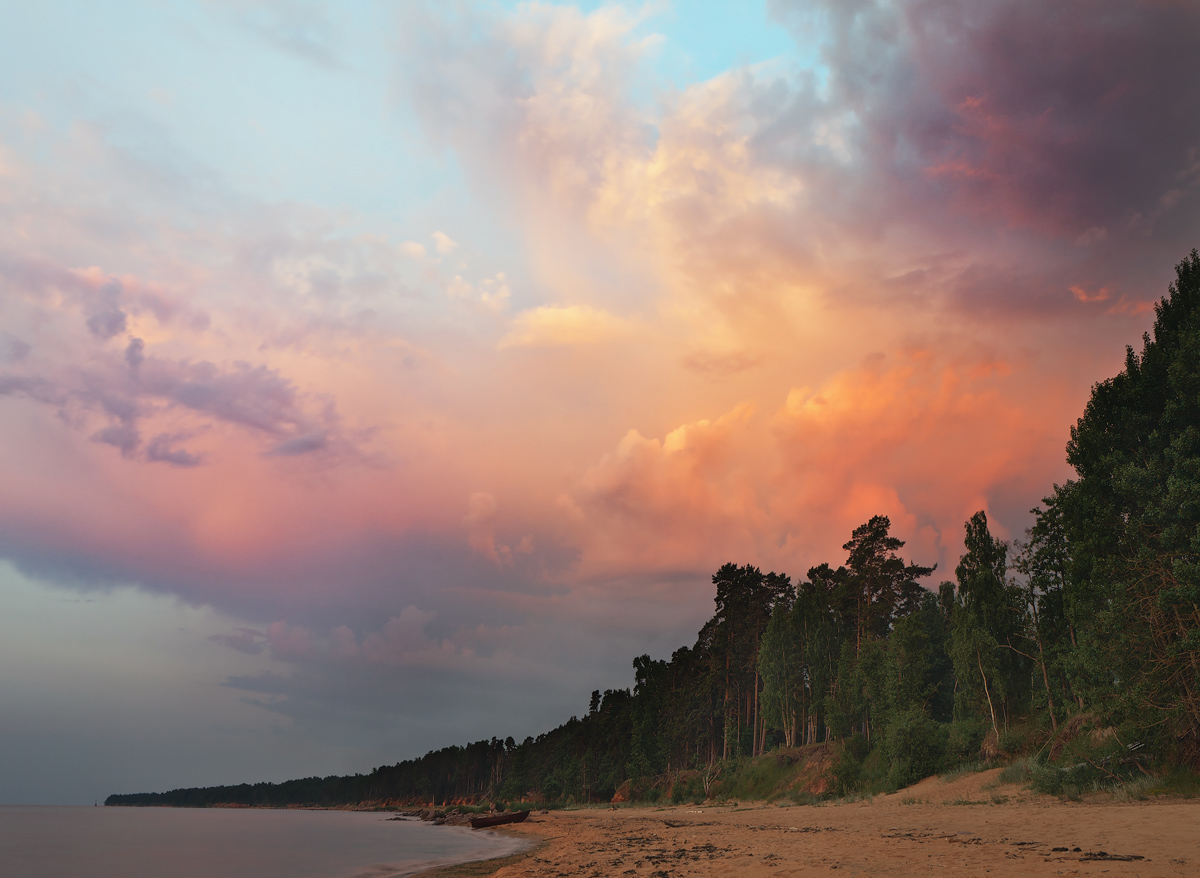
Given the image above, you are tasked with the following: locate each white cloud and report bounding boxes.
[431,230,458,254]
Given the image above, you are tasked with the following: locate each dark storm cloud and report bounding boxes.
[769,0,1200,237]
[744,0,1200,315]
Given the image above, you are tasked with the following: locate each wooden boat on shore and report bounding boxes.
[469,810,531,829]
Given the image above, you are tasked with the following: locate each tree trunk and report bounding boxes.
[1036,646,1058,732]
[978,650,1000,740]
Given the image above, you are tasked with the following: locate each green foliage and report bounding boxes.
[837,515,936,651]
[1152,766,1200,797]
[998,721,1038,755]
[882,707,947,790]
[1062,249,1200,756]
[944,718,987,766]
[829,735,869,795]
[758,605,802,747]
[938,760,990,783]
[949,511,1030,736]
[1030,734,1147,798]
[997,758,1033,785]
[716,756,794,801]
[669,774,701,804]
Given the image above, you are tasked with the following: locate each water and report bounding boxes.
[0,807,529,878]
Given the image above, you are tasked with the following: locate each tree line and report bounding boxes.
[107,250,1200,807]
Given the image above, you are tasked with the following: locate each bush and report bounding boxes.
[541,778,563,802]
[670,777,688,804]
[998,721,1037,755]
[945,718,987,766]
[883,708,947,790]
[720,756,796,801]
[1030,734,1144,797]
[1155,766,1200,797]
[997,758,1033,786]
[829,735,869,795]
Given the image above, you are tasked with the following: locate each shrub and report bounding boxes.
[1030,734,1144,797]
[829,735,868,795]
[883,708,948,790]
[670,777,688,804]
[998,721,1037,755]
[945,718,987,766]
[997,758,1033,786]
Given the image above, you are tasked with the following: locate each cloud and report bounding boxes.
[1,0,1194,785]
[265,430,328,457]
[209,627,267,655]
[90,422,141,457]
[556,342,1072,582]
[465,492,507,565]
[0,333,31,364]
[84,279,129,339]
[267,621,314,661]
[446,271,511,313]
[0,374,62,405]
[328,624,360,660]
[399,0,1200,344]
[562,403,765,576]
[499,304,631,349]
[208,0,348,69]
[66,350,340,462]
[361,606,440,666]
[146,433,204,467]
[124,338,145,372]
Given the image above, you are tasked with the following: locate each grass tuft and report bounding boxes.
[997,757,1033,786]
[938,760,989,783]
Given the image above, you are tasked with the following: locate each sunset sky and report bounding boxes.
[2,0,1198,805]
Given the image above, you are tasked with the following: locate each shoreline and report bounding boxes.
[410,767,1200,877]
[408,833,544,878]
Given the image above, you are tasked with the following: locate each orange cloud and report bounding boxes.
[498,304,633,348]
[555,344,1069,584]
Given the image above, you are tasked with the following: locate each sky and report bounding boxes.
[1,0,1198,805]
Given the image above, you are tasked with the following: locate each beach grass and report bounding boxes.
[938,760,990,783]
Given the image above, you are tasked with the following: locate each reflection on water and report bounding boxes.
[0,806,528,878]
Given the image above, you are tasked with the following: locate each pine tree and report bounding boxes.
[1062,249,1200,760]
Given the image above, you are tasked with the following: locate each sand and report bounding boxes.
[421,768,1200,877]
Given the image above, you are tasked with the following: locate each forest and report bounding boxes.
[107,251,1200,808]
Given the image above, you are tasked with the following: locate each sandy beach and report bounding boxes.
[422,768,1200,878]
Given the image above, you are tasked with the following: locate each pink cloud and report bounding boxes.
[267,621,313,661]
[361,607,440,666]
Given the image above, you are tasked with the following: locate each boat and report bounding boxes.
[469,810,531,829]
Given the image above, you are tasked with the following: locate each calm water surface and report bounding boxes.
[0,806,529,878]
